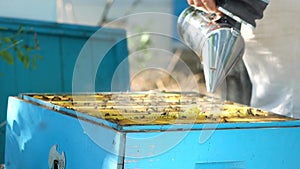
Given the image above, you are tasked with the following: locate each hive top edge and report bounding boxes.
[15,92,297,128]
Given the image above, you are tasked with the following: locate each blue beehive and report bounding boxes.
[0,17,129,163]
[5,92,300,169]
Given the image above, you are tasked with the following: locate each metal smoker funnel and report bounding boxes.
[202,28,245,92]
[178,6,245,93]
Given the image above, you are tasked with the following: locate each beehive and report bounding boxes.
[4,92,300,169]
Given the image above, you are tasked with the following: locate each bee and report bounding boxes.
[247,109,255,116]
[51,96,61,101]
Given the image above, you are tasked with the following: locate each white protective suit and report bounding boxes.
[241,0,300,118]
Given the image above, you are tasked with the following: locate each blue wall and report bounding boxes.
[172,0,189,40]
[173,0,189,16]
[0,17,129,163]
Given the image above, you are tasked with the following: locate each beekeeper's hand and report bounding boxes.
[187,0,219,13]
[187,0,268,27]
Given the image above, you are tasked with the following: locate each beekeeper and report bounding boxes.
[187,0,300,118]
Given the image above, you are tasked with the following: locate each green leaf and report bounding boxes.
[0,26,43,70]
[10,38,17,43]
[140,33,150,45]
[17,25,24,35]
[31,55,43,70]
[16,49,24,62]
[13,46,18,51]
[11,38,18,45]
[23,55,30,69]
[3,37,11,44]
[0,51,14,65]
[25,46,34,52]
[0,27,8,31]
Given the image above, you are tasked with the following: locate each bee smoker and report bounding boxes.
[177,5,245,93]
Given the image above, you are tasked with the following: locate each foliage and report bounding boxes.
[0,25,43,75]
[127,27,153,68]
